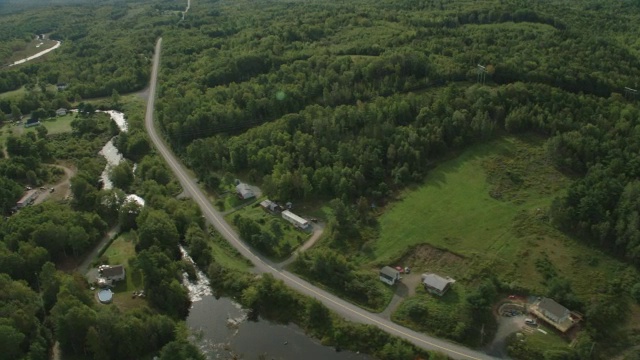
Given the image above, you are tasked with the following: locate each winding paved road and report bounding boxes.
[144,38,497,360]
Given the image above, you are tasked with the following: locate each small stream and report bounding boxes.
[180,246,371,360]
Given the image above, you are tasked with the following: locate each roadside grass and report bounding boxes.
[372,135,640,298]
[208,228,253,271]
[393,284,475,342]
[224,203,310,261]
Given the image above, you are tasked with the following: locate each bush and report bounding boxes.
[632,282,640,303]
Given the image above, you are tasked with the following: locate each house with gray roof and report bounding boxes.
[421,273,455,296]
[235,183,255,200]
[379,266,400,285]
[538,298,570,324]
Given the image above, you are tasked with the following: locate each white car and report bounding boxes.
[525,318,537,326]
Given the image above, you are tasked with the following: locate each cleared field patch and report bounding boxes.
[373,136,639,296]
[6,38,58,64]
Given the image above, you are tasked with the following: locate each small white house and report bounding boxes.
[235,183,255,199]
[55,108,67,116]
[282,210,310,229]
[379,266,400,285]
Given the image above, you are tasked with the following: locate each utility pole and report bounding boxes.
[624,86,638,101]
[477,64,487,85]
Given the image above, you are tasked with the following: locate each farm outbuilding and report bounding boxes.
[379,266,401,285]
[16,190,38,208]
[281,210,310,229]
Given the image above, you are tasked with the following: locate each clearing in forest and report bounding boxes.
[373,135,636,295]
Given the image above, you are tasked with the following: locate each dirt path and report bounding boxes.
[33,163,75,205]
[277,222,325,268]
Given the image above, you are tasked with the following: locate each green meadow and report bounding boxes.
[373,136,640,297]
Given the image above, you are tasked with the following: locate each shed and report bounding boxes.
[260,199,279,212]
[56,108,67,116]
[24,117,40,128]
[16,190,38,208]
[101,265,126,282]
[538,298,570,324]
[235,183,255,199]
[380,266,400,285]
[421,273,455,296]
[282,210,310,229]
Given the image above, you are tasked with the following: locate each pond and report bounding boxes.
[180,246,371,360]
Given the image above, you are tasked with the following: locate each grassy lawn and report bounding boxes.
[101,232,147,311]
[373,135,640,297]
[524,324,569,351]
[103,232,137,266]
[39,113,76,134]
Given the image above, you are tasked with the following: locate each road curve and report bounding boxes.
[144,38,497,360]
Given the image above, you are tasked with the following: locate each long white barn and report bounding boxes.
[282,210,310,229]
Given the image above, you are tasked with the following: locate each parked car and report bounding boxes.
[525,318,537,326]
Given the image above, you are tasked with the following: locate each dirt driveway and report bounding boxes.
[33,163,75,205]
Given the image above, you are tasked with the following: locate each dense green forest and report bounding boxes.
[153,0,640,358]
[159,0,640,266]
[3,0,640,359]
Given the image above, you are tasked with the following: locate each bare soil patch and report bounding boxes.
[398,244,467,274]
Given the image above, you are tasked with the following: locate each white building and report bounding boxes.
[281,210,310,229]
[16,190,38,208]
[379,266,400,285]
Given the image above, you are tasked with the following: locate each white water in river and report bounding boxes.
[95,110,145,207]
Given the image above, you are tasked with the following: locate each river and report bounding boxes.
[99,108,367,358]
[180,247,371,360]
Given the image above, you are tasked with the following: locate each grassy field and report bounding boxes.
[373,135,640,297]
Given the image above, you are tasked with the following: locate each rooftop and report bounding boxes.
[282,210,308,225]
[421,273,455,291]
[380,266,400,278]
[101,265,125,278]
[538,298,569,319]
